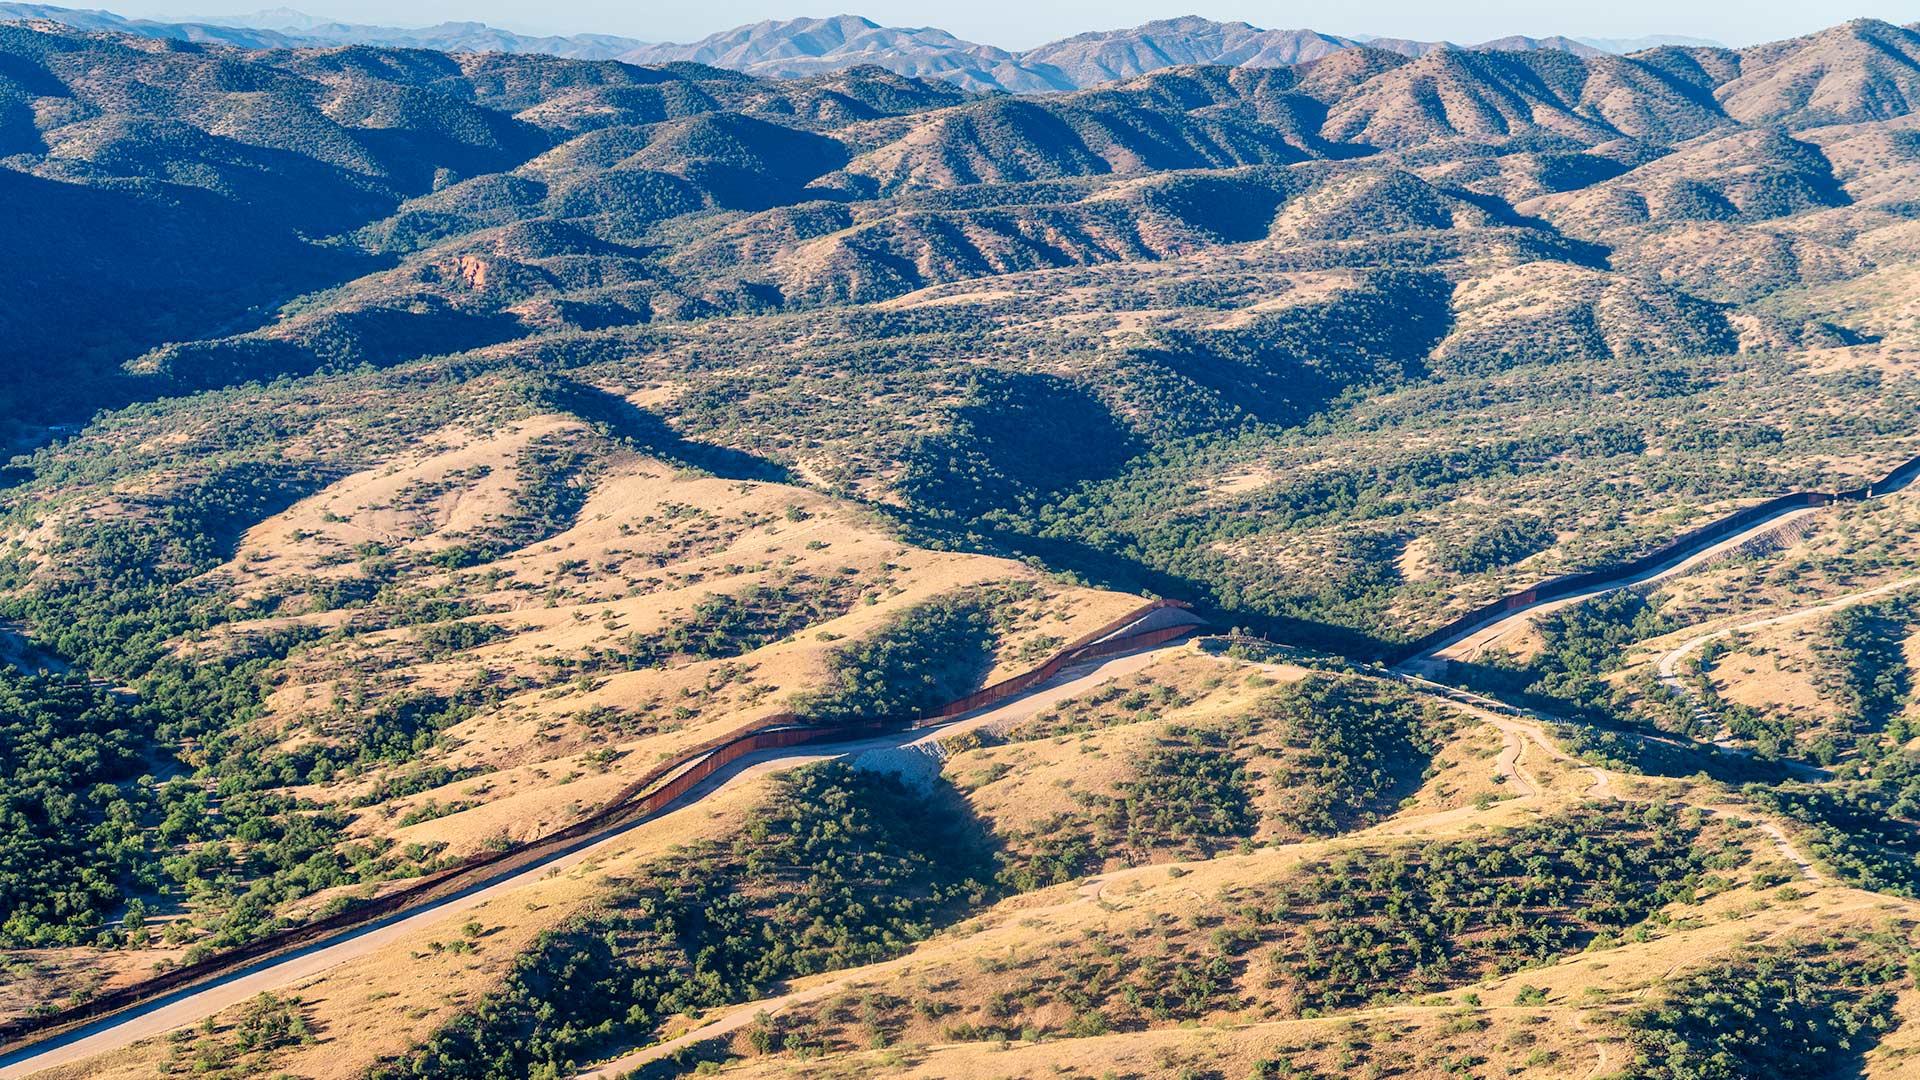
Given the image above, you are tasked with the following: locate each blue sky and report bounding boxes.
[147,0,1920,48]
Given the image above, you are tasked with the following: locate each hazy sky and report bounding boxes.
[143,0,1920,48]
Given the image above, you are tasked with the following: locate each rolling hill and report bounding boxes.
[2,13,1920,1080]
[0,6,1719,94]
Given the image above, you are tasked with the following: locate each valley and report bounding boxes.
[3,8,1920,1079]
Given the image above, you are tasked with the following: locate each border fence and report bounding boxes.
[0,598,1199,1052]
[1385,452,1920,664]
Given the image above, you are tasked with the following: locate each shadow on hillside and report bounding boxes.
[921,517,1400,662]
[0,167,389,429]
[898,371,1141,519]
[535,374,793,484]
[1439,657,1808,786]
[624,759,1006,1080]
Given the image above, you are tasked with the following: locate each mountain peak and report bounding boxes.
[1720,16,1920,126]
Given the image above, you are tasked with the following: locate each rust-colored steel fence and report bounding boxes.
[1385,452,1920,665]
[0,599,1198,1051]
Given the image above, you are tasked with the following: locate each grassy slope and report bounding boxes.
[642,649,1920,1080]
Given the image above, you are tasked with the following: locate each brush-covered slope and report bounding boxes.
[0,353,1154,1019]
[1317,46,1728,148]
[1524,127,1851,234]
[154,640,1920,1080]
[610,14,1640,93]
[1018,17,1357,86]
[5,19,1920,1076]
[1717,18,1920,127]
[620,15,1070,95]
[4,16,1915,624]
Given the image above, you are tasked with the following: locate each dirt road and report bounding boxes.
[0,644,1184,1080]
[1402,505,1823,674]
[1653,574,1920,690]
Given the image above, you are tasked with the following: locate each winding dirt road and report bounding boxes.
[9,475,1887,1079]
[548,471,1904,1077]
[1653,574,1920,691]
[1402,505,1824,674]
[0,644,1185,1080]
[572,660,1835,1080]
[1390,672,1826,878]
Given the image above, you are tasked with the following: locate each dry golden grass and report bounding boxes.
[1711,632,1829,712]
[713,1007,1617,1080]
[221,416,581,598]
[34,769,794,1080]
[205,442,1152,863]
[39,645,1918,1080]
[565,655,1920,1080]
[715,868,1920,1080]
[7,437,1154,1026]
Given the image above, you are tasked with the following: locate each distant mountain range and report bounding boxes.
[0,6,1726,90]
[0,2,648,56]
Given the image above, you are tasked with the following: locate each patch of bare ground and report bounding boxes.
[199,447,1148,866]
[592,672,1920,1080]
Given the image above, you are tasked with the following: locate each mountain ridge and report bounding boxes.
[0,5,1730,92]
[2,13,1915,427]
[0,1,651,57]
[4,14,1920,1080]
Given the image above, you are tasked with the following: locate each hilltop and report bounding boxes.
[0,13,1919,1080]
[0,6,1722,92]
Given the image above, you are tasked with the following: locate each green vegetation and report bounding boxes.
[795,588,1012,722]
[1744,784,1920,897]
[160,992,314,1078]
[617,577,867,671]
[0,670,156,946]
[1621,938,1910,1079]
[1248,674,1441,836]
[430,437,597,569]
[1110,742,1257,849]
[1000,675,1442,889]
[4,15,1920,1064]
[1015,673,1194,738]
[1265,804,1719,1012]
[1004,734,1256,892]
[1815,597,1916,741]
[1460,591,1672,725]
[368,762,991,1080]
[0,365,602,951]
[767,804,1724,1052]
[1432,516,1555,574]
[1,459,326,677]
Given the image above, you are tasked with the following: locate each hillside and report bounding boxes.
[1,13,1920,1080]
[0,3,648,57]
[2,14,1918,626]
[625,14,1645,92]
[1,7,1708,95]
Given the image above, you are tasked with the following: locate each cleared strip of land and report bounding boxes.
[0,640,1186,1080]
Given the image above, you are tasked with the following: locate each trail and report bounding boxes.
[1392,673,1825,880]
[575,652,1850,1080]
[0,643,1185,1080]
[11,475,1890,1078]
[1391,672,1608,797]
[1401,506,1825,674]
[1754,820,1824,883]
[558,473,1899,1078]
[1653,573,1920,691]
